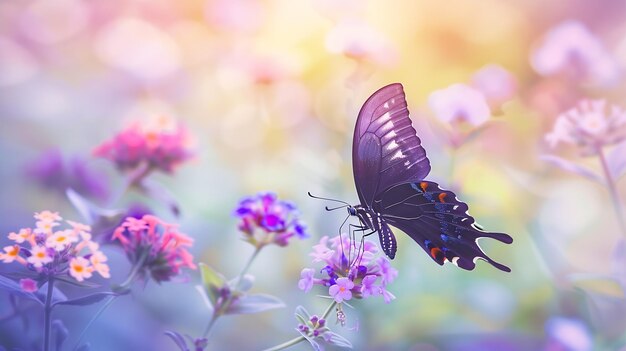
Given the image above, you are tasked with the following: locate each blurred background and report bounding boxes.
[1,0,626,350]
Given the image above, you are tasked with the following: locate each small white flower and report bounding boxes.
[27,246,52,268]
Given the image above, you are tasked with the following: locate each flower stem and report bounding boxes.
[261,336,306,351]
[203,246,262,337]
[261,301,337,351]
[43,276,55,351]
[598,147,626,237]
[72,252,148,350]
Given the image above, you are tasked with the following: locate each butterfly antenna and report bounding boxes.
[307,192,351,206]
[325,204,349,211]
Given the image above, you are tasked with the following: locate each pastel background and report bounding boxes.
[1,0,626,350]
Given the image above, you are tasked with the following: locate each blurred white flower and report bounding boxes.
[545,99,626,155]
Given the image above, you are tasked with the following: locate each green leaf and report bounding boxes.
[225,293,285,315]
[199,263,226,305]
[570,274,625,299]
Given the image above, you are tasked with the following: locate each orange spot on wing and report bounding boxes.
[420,182,428,192]
[430,247,444,262]
[438,193,447,203]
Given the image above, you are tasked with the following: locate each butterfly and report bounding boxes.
[346,83,512,272]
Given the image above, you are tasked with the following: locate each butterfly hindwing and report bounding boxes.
[352,83,431,207]
[374,181,512,272]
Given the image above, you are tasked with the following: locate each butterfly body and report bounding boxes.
[350,83,512,272]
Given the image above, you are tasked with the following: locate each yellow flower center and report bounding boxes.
[36,252,45,258]
[56,236,66,242]
[73,265,83,272]
[9,247,18,256]
[339,287,346,292]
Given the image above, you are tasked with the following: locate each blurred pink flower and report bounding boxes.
[545,99,626,155]
[428,83,491,126]
[325,20,398,66]
[205,0,264,33]
[471,64,517,109]
[19,278,38,293]
[112,215,196,283]
[94,118,194,174]
[531,20,620,87]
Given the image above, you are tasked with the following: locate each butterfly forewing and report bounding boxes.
[375,181,513,272]
[352,83,431,206]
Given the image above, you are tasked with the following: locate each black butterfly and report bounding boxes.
[346,83,512,272]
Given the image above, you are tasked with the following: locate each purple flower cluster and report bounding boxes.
[234,192,308,247]
[298,235,397,303]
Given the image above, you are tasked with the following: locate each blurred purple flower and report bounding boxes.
[26,149,109,200]
[428,83,491,127]
[94,117,194,175]
[544,317,592,351]
[234,192,309,247]
[299,235,397,303]
[471,64,517,109]
[545,99,626,155]
[531,20,620,87]
[112,215,196,283]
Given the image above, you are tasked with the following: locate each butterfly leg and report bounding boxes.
[348,221,374,267]
[348,224,368,267]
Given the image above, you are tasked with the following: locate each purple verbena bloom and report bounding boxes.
[329,277,354,303]
[546,99,626,156]
[234,192,309,247]
[299,235,397,304]
[531,20,620,88]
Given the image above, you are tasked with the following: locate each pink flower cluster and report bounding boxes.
[546,99,626,155]
[298,235,397,304]
[112,215,196,283]
[0,211,110,283]
[93,119,193,174]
